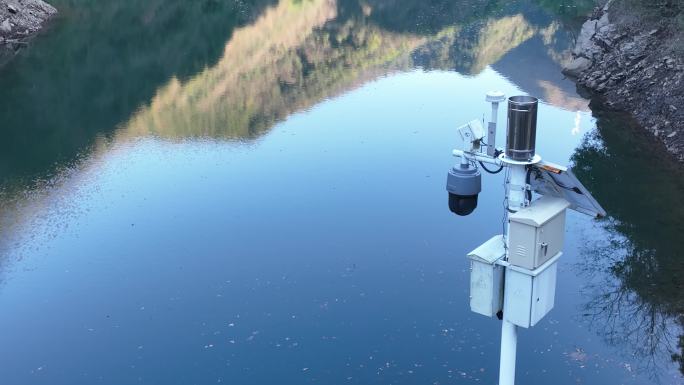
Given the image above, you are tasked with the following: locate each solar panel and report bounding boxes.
[529,160,606,218]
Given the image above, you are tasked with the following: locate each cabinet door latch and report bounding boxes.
[540,242,548,256]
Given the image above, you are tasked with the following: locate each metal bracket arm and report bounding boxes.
[452,149,505,166]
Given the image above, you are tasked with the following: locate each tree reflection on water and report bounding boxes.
[1,0,591,186]
[572,104,684,379]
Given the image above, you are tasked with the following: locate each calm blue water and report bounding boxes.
[1,1,682,384]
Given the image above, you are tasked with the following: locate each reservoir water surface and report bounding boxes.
[0,1,683,384]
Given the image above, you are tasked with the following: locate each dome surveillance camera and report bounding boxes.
[446,164,481,216]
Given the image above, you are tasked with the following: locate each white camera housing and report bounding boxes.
[457,119,485,144]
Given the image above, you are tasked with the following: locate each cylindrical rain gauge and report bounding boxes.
[505,96,538,161]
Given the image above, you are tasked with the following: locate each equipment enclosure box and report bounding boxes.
[467,235,505,318]
[508,196,569,270]
[504,253,560,328]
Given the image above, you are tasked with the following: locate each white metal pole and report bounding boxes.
[498,162,527,385]
[460,152,470,167]
[490,102,499,127]
[499,318,517,385]
[507,164,528,211]
[487,102,500,157]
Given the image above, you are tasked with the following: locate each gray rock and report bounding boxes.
[0,0,57,42]
[597,13,610,29]
[563,57,593,77]
[602,0,614,12]
[0,19,11,33]
[573,19,599,57]
[665,58,676,69]
[598,24,616,35]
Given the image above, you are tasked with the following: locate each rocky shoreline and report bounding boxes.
[564,0,683,163]
[0,0,56,62]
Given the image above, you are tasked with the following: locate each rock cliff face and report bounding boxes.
[564,1,683,162]
[0,0,56,58]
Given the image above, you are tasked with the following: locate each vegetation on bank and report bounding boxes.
[124,6,551,140]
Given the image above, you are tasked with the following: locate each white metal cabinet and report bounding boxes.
[508,196,569,269]
[503,252,561,328]
[467,235,505,318]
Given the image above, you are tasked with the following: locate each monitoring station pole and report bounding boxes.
[446,93,605,385]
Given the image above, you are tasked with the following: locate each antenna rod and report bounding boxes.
[485,91,506,156]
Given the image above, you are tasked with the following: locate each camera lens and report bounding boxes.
[448,193,479,216]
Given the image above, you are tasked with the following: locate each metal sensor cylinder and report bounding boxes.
[505,96,538,161]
